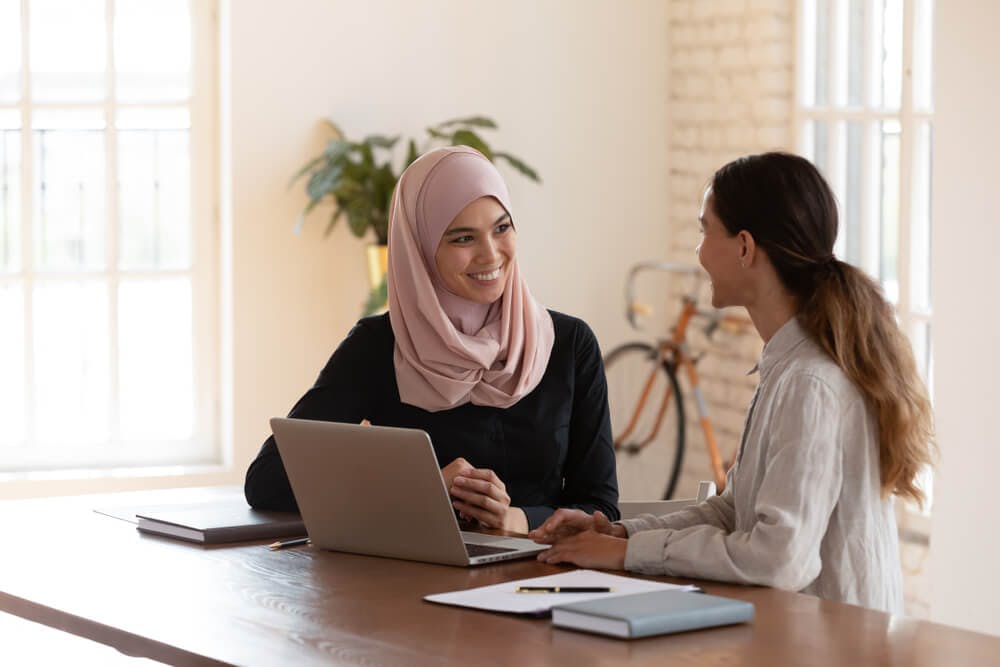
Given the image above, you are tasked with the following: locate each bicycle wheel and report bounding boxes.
[603,342,685,501]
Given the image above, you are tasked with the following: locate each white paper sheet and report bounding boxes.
[424,569,699,616]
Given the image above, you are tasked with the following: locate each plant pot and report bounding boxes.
[366,244,388,289]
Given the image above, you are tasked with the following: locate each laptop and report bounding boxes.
[269,417,550,566]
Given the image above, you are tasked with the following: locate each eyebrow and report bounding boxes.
[443,212,512,235]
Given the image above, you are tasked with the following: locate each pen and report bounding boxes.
[515,586,613,593]
[268,537,310,550]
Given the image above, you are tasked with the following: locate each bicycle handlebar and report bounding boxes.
[624,260,752,337]
[625,261,705,330]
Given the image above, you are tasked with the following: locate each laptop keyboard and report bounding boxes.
[465,543,517,558]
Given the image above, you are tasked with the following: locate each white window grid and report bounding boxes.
[0,0,219,472]
[795,0,934,508]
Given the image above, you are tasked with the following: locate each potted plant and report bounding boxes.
[290,116,540,315]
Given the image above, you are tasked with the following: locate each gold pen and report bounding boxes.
[269,537,310,550]
[515,586,613,593]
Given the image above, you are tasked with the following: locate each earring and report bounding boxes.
[740,260,746,268]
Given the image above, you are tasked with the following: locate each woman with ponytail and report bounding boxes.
[529,152,934,613]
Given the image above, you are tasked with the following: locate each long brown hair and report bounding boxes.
[710,152,935,507]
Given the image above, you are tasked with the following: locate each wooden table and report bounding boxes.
[1,487,997,666]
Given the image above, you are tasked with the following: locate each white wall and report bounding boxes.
[225,1,671,477]
[928,0,1000,637]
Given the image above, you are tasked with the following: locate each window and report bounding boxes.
[0,0,218,472]
[797,0,934,504]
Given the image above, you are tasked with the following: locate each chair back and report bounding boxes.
[618,481,716,521]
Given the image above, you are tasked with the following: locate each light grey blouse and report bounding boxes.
[620,317,903,614]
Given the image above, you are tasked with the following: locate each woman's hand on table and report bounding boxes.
[528,508,626,543]
[534,529,629,570]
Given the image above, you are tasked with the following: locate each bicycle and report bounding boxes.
[603,261,754,501]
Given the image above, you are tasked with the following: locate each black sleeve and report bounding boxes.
[521,320,620,528]
[244,320,380,511]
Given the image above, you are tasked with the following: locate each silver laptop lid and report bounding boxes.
[270,417,472,566]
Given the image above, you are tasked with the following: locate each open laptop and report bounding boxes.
[269,417,550,566]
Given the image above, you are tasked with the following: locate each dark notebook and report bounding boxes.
[130,504,305,544]
[551,589,754,639]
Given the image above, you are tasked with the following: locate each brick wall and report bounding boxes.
[665,0,795,498]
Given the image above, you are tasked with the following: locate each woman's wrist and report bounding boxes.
[503,507,529,534]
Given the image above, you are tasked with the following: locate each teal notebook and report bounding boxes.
[551,590,754,639]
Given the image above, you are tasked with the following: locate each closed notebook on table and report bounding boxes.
[551,590,754,639]
[135,505,305,544]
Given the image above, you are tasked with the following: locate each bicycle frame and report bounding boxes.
[614,262,750,492]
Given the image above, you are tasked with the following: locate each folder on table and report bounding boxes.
[95,497,304,545]
[134,505,305,544]
[551,589,754,639]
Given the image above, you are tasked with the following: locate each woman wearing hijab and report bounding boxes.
[244,146,619,532]
[528,152,934,613]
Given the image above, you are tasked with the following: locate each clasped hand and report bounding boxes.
[527,508,629,570]
[441,458,527,533]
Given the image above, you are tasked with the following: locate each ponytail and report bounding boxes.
[799,260,935,507]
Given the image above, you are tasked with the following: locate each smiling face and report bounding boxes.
[696,188,748,309]
[434,196,516,304]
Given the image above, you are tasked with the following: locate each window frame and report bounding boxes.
[795,0,934,512]
[1,0,220,473]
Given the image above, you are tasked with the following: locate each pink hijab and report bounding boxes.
[387,146,555,412]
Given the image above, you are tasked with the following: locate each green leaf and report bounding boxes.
[436,116,498,129]
[358,142,375,168]
[426,127,450,140]
[493,151,541,183]
[346,198,373,238]
[372,212,390,245]
[288,155,325,189]
[373,164,397,197]
[362,134,399,149]
[346,214,368,238]
[451,129,493,160]
[323,209,344,237]
[341,158,366,182]
[294,196,323,234]
[306,169,332,201]
[306,164,343,200]
[323,139,352,161]
[332,175,363,203]
[405,139,419,167]
[361,275,388,317]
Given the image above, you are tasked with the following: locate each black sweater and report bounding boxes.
[244,310,619,529]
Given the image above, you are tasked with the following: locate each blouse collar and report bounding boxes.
[749,316,809,378]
